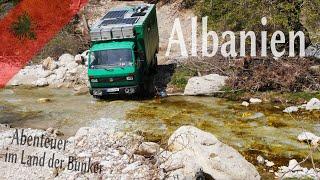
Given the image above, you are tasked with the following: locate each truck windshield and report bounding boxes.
[90,49,133,68]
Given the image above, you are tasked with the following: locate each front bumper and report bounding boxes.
[89,86,138,96]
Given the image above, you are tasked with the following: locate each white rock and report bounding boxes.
[42,57,58,71]
[75,54,83,64]
[58,53,75,66]
[81,50,89,66]
[257,155,265,164]
[306,98,320,111]
[163,126,260,180]
[38,70,53,78]
[265,160,274,167]
[288,159,302,171]
[184,74,228,95]
[54,67,67,81]
[33,78,48,87]
[297,131,320,145]
[136,142,160,156]
[242,101,250,107]
[249,98,262,104]
[283,106,299,113]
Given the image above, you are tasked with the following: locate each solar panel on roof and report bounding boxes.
[103,10,128,19]
[100,18,138,26]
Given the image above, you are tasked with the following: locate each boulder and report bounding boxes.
[58,54,76,66]
[42,57,58,71]
[184,74,228,95]
[161,126,260,180]
[305,98,320,111]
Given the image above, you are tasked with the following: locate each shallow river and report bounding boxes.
[0,87,319,177]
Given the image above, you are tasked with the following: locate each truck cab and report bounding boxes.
[88,4,159,98]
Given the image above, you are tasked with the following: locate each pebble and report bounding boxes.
[242,101,250,107]
[265,160,275,167]
[249,98,262,104]
[37,98,51,103]
[257,155,265,164]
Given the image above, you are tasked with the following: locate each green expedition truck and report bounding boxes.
[88,4,159,98]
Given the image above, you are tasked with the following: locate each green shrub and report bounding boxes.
[170,67,196,89]
[11,12,36,40]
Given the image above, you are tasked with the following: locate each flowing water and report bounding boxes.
[0,86,319,177]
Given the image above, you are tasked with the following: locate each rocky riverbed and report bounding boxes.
[0,124,261,179]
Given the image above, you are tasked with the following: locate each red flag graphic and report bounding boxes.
[0,0,88,88]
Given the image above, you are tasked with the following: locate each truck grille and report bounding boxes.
[98,77,127,83]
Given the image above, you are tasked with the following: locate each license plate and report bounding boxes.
[107,88,120,93]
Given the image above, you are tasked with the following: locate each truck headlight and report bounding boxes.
[126,76,134,81]
[91,79,98,83]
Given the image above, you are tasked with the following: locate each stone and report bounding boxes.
[288,159,302,171]
[249,98,262,104]
[184,74,228,95]
[33,78,49,87]
[46,127,54,134]
[257,155,265,164]
[265,160,274,167]
[75,54,83,64]
[54,67,67,81]
[242,101,250,107]
[309,65,320,74]
[37,98,51,103]
[136,142,160,157]
[38,70,53,78]
[283,106,299,113]
[81,50,89,66]
[162,126,260,180]
[275,159,320,179]
[42,57,58,71]
[58,54,75,66]
[297,131,320,145]
[305,98,320,111]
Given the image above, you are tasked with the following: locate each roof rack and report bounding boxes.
[90,4,150,42]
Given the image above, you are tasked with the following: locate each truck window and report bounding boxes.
[90,49,133,68]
